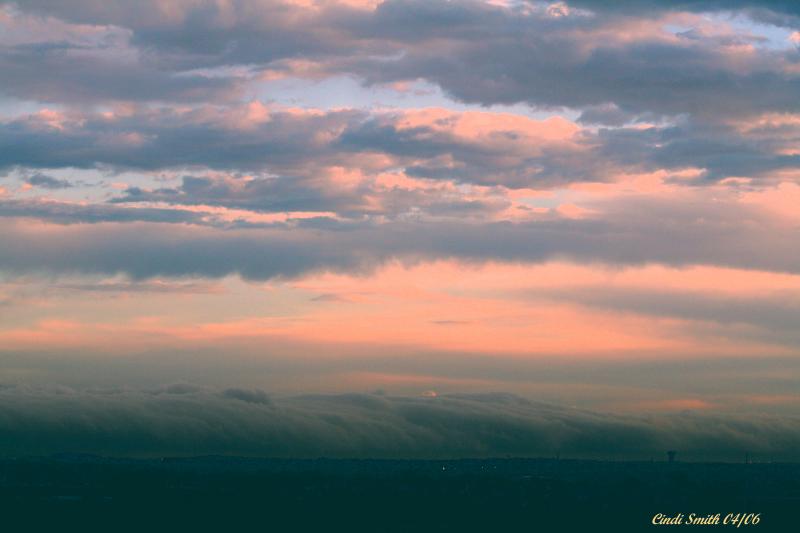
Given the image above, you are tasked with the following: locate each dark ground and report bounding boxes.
[0,455,797,532]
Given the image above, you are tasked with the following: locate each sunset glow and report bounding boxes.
[1,0,800,462]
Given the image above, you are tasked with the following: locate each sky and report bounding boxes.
[1,0,799,459]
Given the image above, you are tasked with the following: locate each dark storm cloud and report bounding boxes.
[0,386,797,460]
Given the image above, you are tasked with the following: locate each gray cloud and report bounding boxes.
[0,198,206,225]
[351,16,800,120]
[0,107,361,172]
[24,173,73,189]
[54,279,219,294]
[633,122,800,182]
[112,174,510,219]
[3,0,800,120]
[3,347,798,411]
[567,1,800,23]
[0,186,505,227]
[520,286,800,350]
[539,287,800,332]
[223,387,273,405]
[0,386,797,460]
[113,174,372,216]
[0,42,243,105]
[5,106,588,188]
[3,106,798,188]
[1,191,798,281]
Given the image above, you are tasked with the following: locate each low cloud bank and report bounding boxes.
[0,387,797,461]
